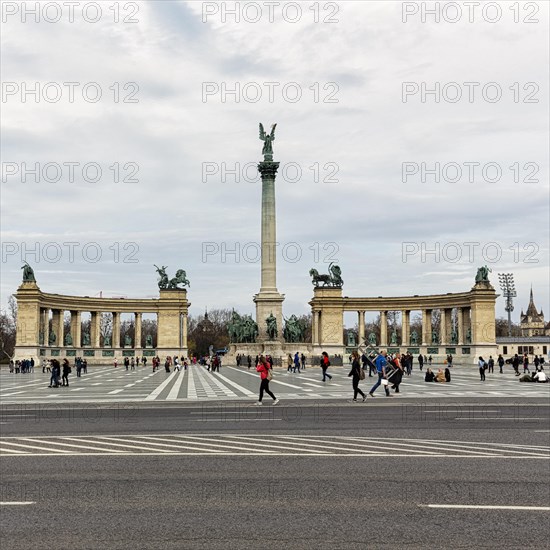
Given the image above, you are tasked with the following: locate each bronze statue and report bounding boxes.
[368,332,377,346]
[145,335,153,347]
[309,263,343,288]
[82,333,90,346]
[259,123,277,161]
[466,327,472,344]
[475,265,491,283]
[410,330,418,345]
[154,265,169,289]
[64,333,73,346]
[49,330,56,345]
[21,262,36,282]
[124,334,132,347]
[450,329,458,345]
[104,334,112,347]
[390,331,398,346]
[168,269,190,289]
[431,330,439,344]
[284,315,304,343]
[347,331,357,347]
[266,313,278,340]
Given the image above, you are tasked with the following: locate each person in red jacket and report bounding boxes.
[255,355,279,406]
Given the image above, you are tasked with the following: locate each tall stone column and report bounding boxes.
[70,311,81,347]
[51,309,63,346]
[401,310,410,346]
[91,312,101,348]
[42,308,50,346]
[457,307,464,345]
[462,308,471,344]
[441,308,452,345]
[358,311,365,346]
[380,311,388,347]
[112,312,121,348]
[421,309,431,346]
[182,314,188,349]
[135,312,142,348]
[253,159,285,340]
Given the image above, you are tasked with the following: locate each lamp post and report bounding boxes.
[498,273,516,337]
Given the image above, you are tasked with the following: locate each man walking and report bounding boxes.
[418,354,424,371]
[369,350,391,398]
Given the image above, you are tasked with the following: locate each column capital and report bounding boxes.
[257,161,280,178]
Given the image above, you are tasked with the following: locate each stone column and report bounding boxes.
[421,309,431,346]
[401,310,410,346]
[70,311,81,347]
[42,308,50,346]
[51,309,63,346]
[462,308,471,344]
[312,311,319,345]
[457,307,464,345]
[112,312,121,348]
[358,311,365,346]
[441,308,452,345]
[135,312,142,348]
[91,312,101,348]
[380,311,388,347]
[253,160,285,339]
[182,313,188,349]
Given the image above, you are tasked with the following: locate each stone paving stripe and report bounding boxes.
[166,370,186,401]
[144,370,178,401]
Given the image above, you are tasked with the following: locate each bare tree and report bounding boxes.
[0,296,18,360]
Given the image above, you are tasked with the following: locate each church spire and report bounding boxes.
[525,286,540,317]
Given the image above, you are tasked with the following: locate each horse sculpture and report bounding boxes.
[309,263,343,288]
[168,269,190,289]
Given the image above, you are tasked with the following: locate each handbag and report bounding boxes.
[359,368,365,380]
[381,378,389,386]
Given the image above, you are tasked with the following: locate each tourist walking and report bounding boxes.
[320,351,332,381]
[369,350,391,398]
[294,352,301,373]
[61,358,71,386]
[497,354,505,374]
[418,354,424,371]
[48,359,60,388]
[301,353,306,370]
[287,354,293,373]
[487,356,494,373]
[247,355,252,369]
[523,354,530,374]
[390,353,404,393]
[348,351,366,402]
[479,356,486,381]
[512,354,520,376]
[255,355,279,406]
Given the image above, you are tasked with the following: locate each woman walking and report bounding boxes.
[348,351,366,402]
[61,358,71,387]
[478,356,486,381]
[255,355,279,406]
[320,351,332,381]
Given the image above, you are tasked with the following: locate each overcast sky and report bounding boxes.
[1,1,548,325]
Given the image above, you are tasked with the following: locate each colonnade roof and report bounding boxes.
[310,288,497,311]
[20,288,189,313]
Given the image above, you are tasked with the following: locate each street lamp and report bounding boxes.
[498,273,516,337]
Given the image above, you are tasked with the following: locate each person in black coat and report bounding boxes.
[348,351,366,402]
[61,358,71,386]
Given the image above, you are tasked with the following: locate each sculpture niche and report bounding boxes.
[266,313,278,340]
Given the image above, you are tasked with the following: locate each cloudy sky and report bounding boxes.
[1,0,548,325]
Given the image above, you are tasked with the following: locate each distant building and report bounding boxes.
[519,288,549,337]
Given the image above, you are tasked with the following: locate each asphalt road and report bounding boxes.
[1,401,549,549]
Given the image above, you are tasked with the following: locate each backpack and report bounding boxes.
[483,362,488,370]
